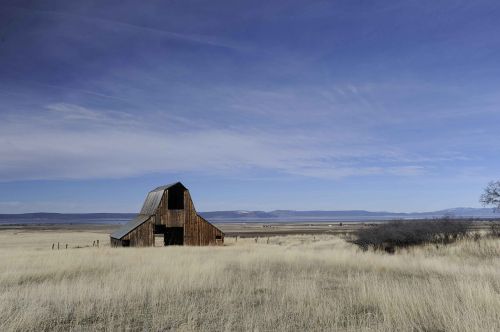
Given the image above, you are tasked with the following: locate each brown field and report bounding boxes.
[0,223,499,331]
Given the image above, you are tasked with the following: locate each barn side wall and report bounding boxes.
[110,237,123,247]
[195,215,224,245]
[121,219,154,247]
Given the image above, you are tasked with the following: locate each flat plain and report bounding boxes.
[0,223,499,331]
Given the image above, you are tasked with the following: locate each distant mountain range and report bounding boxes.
[0,213,136,224]
[0,208,497,224]
[200,207,499,220]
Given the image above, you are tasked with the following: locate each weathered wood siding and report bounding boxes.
[184,190,199,245]
[183,191,224,246]
[164,210,185,227]
[153,189,186,227]
[121,218,154,246]
[196,215,224,245]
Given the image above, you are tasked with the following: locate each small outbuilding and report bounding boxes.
[110,182,224,247]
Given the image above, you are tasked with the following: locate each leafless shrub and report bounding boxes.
[490,222,500,237]
[480,181,500,210]
[350,218,473,252]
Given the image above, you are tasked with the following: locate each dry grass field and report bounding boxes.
[0,228,499,331]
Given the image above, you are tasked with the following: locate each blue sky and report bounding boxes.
[1,0,499,213]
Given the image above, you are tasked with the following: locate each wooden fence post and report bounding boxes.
[52,243,54,250]
[97,240,99,248]
[57,242,59,250]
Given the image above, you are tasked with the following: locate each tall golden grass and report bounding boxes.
[0,231,499,331]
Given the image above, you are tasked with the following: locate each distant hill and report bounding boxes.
[428,207,498,217]
[0,213,135,224]
[0,213,136,220]
[0,208,497,224]
[200,208,498,220]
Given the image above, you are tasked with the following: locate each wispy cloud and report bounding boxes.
[4,4,249,51]
[46,103,136,125]
[0,103,435,181]
[47,103,108,121]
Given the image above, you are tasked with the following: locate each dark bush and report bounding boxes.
[350,218,472,252]
[491,222,500,237]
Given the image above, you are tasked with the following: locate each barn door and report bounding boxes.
[164,227,184,245]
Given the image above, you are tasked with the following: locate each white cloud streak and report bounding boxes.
[0,103,432,181]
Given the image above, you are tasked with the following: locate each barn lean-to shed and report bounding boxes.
[110,182,224,247]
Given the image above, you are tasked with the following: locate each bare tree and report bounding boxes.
[480,181,500,210]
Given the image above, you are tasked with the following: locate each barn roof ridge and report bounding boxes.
[150,182,186,193]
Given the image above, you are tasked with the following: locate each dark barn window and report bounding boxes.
[122,240,130,247]
[154,224,167,234]
[168,185,185,210]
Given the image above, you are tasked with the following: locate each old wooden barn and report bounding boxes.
[110,182,224,247]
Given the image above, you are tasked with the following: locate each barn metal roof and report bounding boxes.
[111,182,187,239]
[110,214,151,239]
[150,182,186,193]
[139,190,164,215]
[140,182,186,214]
